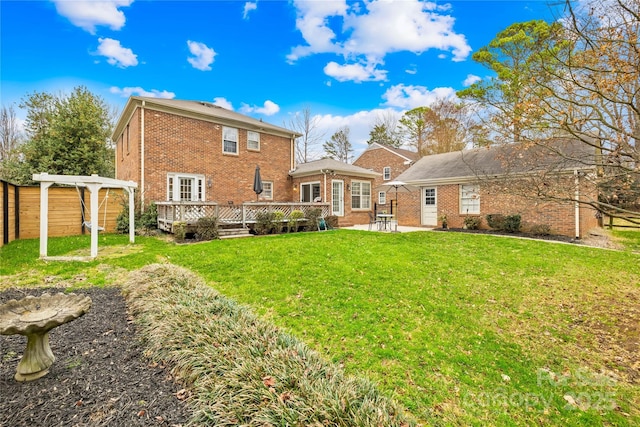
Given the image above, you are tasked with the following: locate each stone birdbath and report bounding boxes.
[0,292,92,381]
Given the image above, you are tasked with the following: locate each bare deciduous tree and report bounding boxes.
[0,104,23,162]
[287,106,324,164]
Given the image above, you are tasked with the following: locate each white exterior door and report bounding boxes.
[332,180,344,216]
[421,187,437,226]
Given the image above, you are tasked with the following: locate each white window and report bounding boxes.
[378,191,386,205]
[301,182,320,202]
[247,131,260,151]
[460,184,480,214]
[223,127,238,154]
[383,166,391,181]
[351,181,371,210]
[167,173,205,201]
[261,181,273,200]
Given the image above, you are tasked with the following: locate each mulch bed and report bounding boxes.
[434,227,580,244]
[0,287,191,427]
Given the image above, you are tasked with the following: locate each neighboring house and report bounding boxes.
[112,97,378,228]
[395,140,599,238]
[289,158,379,226]
[353,143,419,210]
[112,97,300,207]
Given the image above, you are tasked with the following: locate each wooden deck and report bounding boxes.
[156,201,331,233]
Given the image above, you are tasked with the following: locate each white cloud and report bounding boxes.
[240,100,280,116]
[288,0,471,82]
[382,84,457,109]
[243,2,258,19]
[323,61,387,83]
[187,40,216,71]
[463,74,481,86]
[53,0,133,34]
[97,38,138,68]
[110,86,175,99]
[212,97,234,110]
[290,108,403,159]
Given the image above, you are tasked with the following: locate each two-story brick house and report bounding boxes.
[111,97,377,229]
[113,97,300,207]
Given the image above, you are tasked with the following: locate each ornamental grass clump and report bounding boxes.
[122,264,413,426]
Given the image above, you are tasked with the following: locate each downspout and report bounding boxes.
[140,100,146,209]
[574,169,580,239]
[322,169,327,202]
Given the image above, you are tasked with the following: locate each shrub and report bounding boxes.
[195,216,219,241]
[463,216,481,230]
[272,211,285,233]
[122,264,414,426]
[529,223,551,236]
[116,200,158,234]
[172,221,187,241]
[288,210,305,232]
[255,211,276,235]
[503,214,522,232]
[305,208,323,231]
[486,214,505,230]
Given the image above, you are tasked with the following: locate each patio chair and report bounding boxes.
[367,211,379,231]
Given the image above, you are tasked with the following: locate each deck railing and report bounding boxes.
[156,201,331,232]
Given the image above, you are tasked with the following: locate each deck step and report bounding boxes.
[219,228,253,239]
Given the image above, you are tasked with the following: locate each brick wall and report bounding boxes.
[403,180,598,237]
[353,146,414,211]
[291,173,374,226]
[118,107,293,206]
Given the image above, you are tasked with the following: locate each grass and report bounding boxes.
[1,230,639,426]
[123,264,412,426]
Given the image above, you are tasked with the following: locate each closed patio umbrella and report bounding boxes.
[253,165,263,201]
[375,180,416,232]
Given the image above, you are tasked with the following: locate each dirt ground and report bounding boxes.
[0,287,191,427]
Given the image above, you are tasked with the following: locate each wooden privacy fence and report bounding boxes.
[1,180,126,247]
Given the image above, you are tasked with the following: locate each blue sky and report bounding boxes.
[1,0,563,157]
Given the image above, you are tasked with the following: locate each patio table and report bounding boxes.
[376,213,394,231]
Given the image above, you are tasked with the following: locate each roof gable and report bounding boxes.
[353,143,419,164]
[112,96,301,142]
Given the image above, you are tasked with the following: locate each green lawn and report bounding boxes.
[1,230,639,426]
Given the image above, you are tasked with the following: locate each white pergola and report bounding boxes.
[33,173,138,260]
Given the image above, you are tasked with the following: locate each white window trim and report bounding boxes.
[222,126,239,155]
[460,184,480,215]
[261,181,273,200]
[351,180,371,211]
[378,191,386,205]
[167,173,205,201]
[247,131,260,151]
[300,181,321,203]
[383,166,391,181]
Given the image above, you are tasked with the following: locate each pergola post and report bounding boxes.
[39,181,54,258]
[126,187,135,243]
[33,173,138,261]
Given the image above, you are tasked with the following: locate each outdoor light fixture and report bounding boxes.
[207,178,212,188]
[293,184,298,191]
[347,184,350,191]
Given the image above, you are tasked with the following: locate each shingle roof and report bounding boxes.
[112,96,301,141]
[397,139,595,184]
[355,143,419,163]
[290,158,379,178]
